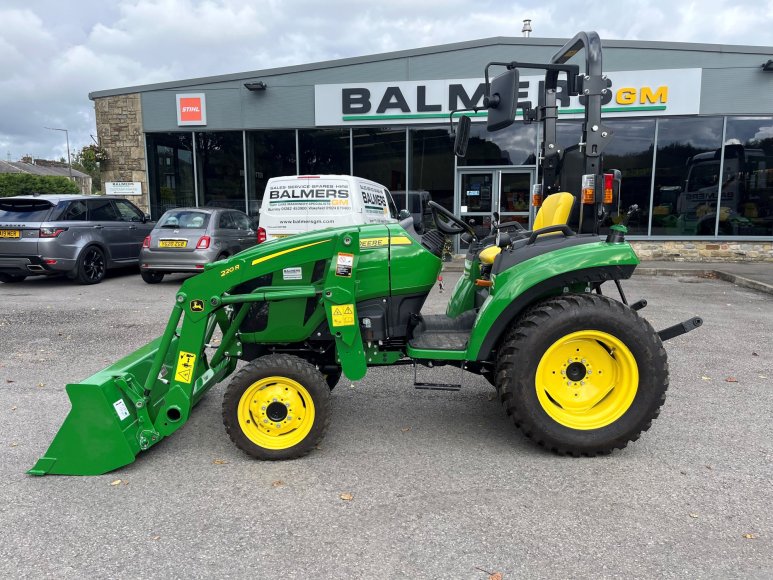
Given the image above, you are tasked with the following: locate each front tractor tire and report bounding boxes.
[222,354,331,460]
[495,294,668,456]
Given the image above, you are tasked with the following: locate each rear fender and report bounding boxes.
[466,242,639,361]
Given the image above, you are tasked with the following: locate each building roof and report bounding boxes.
[0,160,89,179]
[89,35,773,99]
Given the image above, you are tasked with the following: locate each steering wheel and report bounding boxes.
[428,201,476,237]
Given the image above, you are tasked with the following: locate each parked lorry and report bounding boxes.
[30,32,701,475]
[680,144,770,235]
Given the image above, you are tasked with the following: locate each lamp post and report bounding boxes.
[44,126,73,179]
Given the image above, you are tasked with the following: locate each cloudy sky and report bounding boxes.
[1,0,772,161]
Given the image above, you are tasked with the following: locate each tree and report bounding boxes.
[72,144,109,193]
[0,174,80,197]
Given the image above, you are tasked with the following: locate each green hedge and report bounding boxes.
[0,174,80,197]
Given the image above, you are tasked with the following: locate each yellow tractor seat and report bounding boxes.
[533,192,575,230]
[479,192,576,266]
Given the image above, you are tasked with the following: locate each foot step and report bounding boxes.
[414,382,461,391]
[413,362,463,391]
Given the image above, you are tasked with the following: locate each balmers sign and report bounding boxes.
[315,69,701,126]
[176,93,207,126]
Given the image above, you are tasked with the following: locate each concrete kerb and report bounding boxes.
[441,259,773,296]
[636,267,773,296]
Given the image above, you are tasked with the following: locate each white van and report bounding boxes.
[258,175,399,241]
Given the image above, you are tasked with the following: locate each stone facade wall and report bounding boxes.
[631,240,773,262]
[94,94,148,212]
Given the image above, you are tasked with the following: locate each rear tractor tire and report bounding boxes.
[495,293,668,456]
[222,354,331,460]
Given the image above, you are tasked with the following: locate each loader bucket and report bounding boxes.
[28,336,172,476]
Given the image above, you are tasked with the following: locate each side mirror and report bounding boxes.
[143,213,151,223]
[398,209,411,221]
[453,115,471,157]
[486,68,519,132]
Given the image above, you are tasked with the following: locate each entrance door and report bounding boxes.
[457,169,533,250]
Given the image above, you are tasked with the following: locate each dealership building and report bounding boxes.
[90,35,773,259]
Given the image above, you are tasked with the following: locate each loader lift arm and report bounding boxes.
[29,227,367,475]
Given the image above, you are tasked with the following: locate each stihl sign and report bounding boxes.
[176,93,207,126]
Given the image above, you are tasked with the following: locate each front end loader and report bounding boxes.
[30,31,701,476]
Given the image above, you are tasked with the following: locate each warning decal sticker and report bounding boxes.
[335,253,353,277]
[331,304,355,327]
[113,399,130,421]
[174,350,197,384]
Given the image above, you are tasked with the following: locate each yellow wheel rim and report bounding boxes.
[237,376,316,450]
[535,330,638,430]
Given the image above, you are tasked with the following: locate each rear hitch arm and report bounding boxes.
[658,316,703,342]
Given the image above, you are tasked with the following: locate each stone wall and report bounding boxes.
[94,94,148,212]
[631,240,773,262]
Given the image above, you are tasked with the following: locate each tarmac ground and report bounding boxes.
[1,264,771,579]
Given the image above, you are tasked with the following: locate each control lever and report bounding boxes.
[622,204,639,226]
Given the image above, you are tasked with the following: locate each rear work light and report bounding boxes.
[39,227,67,238]
[581,174,595,205]
[257,227,266,244]
[531,184,543,207]
[196,236,211,249]
[603,173,614,204]
[142,236,151,248]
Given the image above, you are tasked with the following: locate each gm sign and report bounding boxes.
[176,93,207,126]
[314,69,702,126]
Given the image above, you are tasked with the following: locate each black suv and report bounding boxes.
[0,194,154,284]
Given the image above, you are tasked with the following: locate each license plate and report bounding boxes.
[272,234,289,239]
[0,229,21,239]
[159,240,187,248]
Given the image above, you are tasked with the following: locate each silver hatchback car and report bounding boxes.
[139,207,259,283]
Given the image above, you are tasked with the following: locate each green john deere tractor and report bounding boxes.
[30,32,701,476]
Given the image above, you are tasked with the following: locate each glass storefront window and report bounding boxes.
[298,129,350,175]
[246,130,296,217]
[460,173,493,213]
[458,122,537,166]
[409,128,455,213]
[553,121,584,210]
[353,127,406,190]
[600,119,656,236]
[195,132,246,212]
[500,172,531,215]
[146,133,194,218]
[556,121,583,151]
[651,117,724,236]
[721,117,773,236]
